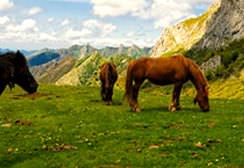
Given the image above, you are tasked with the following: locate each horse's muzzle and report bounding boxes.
[28,83,38,94]
[202,108,210,112]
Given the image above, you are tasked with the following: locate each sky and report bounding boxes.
[0,0,213,50]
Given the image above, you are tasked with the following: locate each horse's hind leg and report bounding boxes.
[131,79,144,112]
[101,83,106,101]
[169,83,183,112]
[106,87,113,105]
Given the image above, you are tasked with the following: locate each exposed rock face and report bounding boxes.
[58,44,97,58]
[194,0,244,49]
[79,44,97,58]
[200,56,221,72]
[151,0,244,57]
[151,1,220,57]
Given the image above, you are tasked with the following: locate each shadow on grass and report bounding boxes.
[0,151,42,167]
[9,92,59,100]
[142,106,201,113]
[89,99,123,106]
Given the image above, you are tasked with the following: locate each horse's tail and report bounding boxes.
[125,60,135,102]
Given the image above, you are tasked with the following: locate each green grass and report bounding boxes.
[0,85,244,168]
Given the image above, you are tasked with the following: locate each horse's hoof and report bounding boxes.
[170,107,177,112]
[176,106,182,110]
[168,105,177,112]
[105,101,112,105]
[132,107,141,113]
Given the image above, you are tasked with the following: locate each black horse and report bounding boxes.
[0,51,38,95]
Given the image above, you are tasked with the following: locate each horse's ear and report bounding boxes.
[16,50,22,57]
[99,63,105,69]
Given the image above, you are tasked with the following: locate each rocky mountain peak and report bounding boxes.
[193,0,244,50]
[151,0,243,57]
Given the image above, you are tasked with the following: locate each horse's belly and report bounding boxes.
[147,72,187,86]
[148,77,175,86]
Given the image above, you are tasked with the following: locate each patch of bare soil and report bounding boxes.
[15,119,32,126]
[42,144,77,152]
[11,92,60,100]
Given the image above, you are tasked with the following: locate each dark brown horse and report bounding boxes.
[125,55,209,112]
[0,51,38,95]
[99,62,118,105]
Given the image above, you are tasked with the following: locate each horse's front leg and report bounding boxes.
[169,83,183,112]
[0,82,7,95]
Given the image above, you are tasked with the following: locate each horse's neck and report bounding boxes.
[189,62,206,91]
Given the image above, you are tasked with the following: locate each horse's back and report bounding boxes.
[131,55,191,85]
[99,62,117,84]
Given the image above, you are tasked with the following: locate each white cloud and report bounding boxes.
[48,17,54,22]
[0,0,14,11]
[90,0,212,29]
[61,19,70,26]
[82,19,117,37]
[68,36,154,49]
[6,19,38,32]
[64,19,117,42]
[143,0,194,28]
[0,16,10,25]
[39,32,57,41]
[65,28,93,39]
[91,0,148,17]
[49,0,89,2]
[0,17,58,49]
[28,7,43,16]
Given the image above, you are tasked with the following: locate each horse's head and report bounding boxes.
[13,51,38,94]
[194,85,209,112]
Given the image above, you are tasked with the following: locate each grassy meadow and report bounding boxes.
[0,85,244,168]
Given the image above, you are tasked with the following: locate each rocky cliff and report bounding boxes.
[151,0,244,57]
[193,0,244,50]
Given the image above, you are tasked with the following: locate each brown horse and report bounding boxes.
[125,55,209,112]
[0,51,38,95]
[99,62,118,105]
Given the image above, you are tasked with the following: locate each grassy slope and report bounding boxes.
[0,85,244,168]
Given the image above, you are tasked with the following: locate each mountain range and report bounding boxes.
[24,44,151,84]
[1,0,243,88]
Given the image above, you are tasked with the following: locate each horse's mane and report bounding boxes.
[186,58,209,95]
[0,51,15,57]
[0,51,27,66]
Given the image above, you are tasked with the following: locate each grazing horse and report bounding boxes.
[99,62,118,105]
[125,55,209,112]
[0,51,38,95]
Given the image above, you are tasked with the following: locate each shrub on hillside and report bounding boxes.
[205,69,216,80]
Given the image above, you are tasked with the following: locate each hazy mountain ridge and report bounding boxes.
[28,49,61,67]
[30,56,76,83]
[27,44,151,84]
